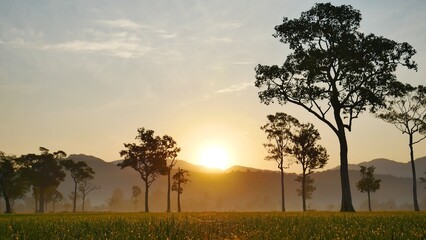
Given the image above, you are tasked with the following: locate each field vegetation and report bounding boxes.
[0,212,424,239]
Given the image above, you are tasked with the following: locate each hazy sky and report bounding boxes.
[1,0,425,173]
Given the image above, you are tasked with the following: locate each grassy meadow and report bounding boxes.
[0,212,425,239]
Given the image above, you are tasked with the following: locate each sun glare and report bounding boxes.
[199,146,230,170]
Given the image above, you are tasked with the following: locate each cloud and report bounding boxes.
[232,61,255,65]
[204,37,233,44]
[216,22,243,28]
[48,39,151,58]
[97,19,145,30]
[216,82,253,94]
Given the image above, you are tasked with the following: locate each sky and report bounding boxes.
[1,0,425,173]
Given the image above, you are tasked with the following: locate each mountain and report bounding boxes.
[333,157,426,178]
[10,154,426,213]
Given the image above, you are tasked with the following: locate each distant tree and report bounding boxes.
[118,128,167,212]
[288,123,328,211]
[132,186,142,212]
[160,135,181,213]
[356,166,381,211]
[0,152,30,213]
[61,159,95,212]
[295,175,316,203]
[378,85,426,211]
[108,188,124,211]
[261,112,300,212]
[18,147,66,213]
[255,3,417,212]
[78,179,100,212]
[172,168,190,212]
[420,172,426,189]
[44,187,63,213]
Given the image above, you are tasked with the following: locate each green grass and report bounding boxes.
[0,212,425,239]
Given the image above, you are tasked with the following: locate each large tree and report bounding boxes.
[255,3,417,211]
[160,135,181,213]
[61,159,95,212]
[172,167,190,212]
[377,85,426,211]
[0,152,30,213]
[118,128,167,212]
[288,123,328,211]
[356,166,381,212]
[18,147,66,213]
[261,112,300,212]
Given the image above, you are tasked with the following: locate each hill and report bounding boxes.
[10,154,426,212]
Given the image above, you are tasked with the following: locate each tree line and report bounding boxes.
[0,148,98,214]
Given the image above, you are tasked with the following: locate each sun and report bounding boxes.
[199,146,230,170]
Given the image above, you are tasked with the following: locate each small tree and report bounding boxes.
[420,172,426,189]
[0,152,30,213]
[78,179,100,212]
[261,112,300,212]
[356,166,381,211]
[61,159,95,212]
[118,128,167,212]
[160,135,181,213]
[378,85,426,211]
[255,2,417,212]
[132,185,142,212]
[288,123,328,211]
[172,168,190,212]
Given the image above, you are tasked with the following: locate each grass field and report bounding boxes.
[0,212,425,239]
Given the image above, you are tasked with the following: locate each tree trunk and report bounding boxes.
[302,173,306,212]
[73,179,77,213]
[409,134,420,211]
[1,190,11,214]
[178,170,181,212]
[367,191,372,212]
[82,195,86,212]
[144,181,149,213]
[39,187,45,213]
[167,170,171,213]
[280,167,285,212]
[335,114,355,212]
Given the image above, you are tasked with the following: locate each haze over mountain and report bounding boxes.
[8,154,426,213]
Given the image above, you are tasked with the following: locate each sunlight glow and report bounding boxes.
[199,146,230,170]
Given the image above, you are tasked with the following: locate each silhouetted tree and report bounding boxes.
[289,123,328,211]
[378,85,426,211]
[261,112,300,212]
[44,187,63,213]
[160,135,181,213]
[172,168,190,212]
[295,176,315,205]
[0,152,30,213]
[132,185,142,212]
[118,128,167,212]
[255,3,417,212]
[78,179,100,212]
[18,147,66,213]
[356,166,381,211]
[61,159,95,212]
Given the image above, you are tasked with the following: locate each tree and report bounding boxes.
[118,128,167,212]
[132,186,142,212]
[295,176,316,206]
[172,167,190,212]
[0,152,30,213]
[160,135,181,213]
[18,147,66,213]
[78,179,100,212]
[261,112,300,212]
[44,187,63,213]
[288,123,328,211]
[61,159,95,212]
[255,3,417,212]
[377,85,426,211]
[356,166,381,212]
[421,172,426,189]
